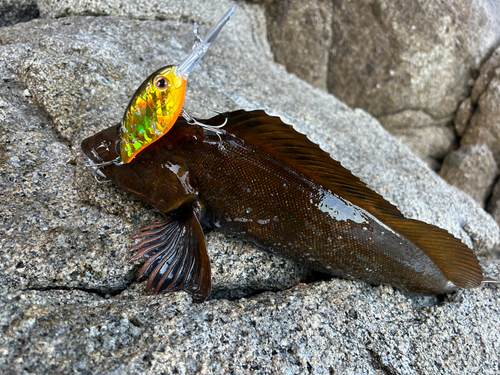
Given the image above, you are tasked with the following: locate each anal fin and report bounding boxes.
[129,207,211,303]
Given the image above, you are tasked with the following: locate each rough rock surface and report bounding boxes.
[379,109,455,169]
[0,0,39,27]
[258,0,332,90]
[1,1,500,374]
[442,45,500,225]
[462,76,500,165]
[259,0,500,167]
[440,145,497,205]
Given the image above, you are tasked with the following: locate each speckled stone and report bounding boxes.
[0,0,39,26]
[1,1,500,374]
[257,0,500,167]
[440,145,498,205]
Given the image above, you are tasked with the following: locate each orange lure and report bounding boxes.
[119,6,235,163]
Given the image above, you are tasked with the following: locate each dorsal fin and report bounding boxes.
[201,110,483,288]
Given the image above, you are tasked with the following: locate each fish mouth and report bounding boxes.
[80,124,123,182]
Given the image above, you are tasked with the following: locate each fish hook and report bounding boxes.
[180,108,227,141]
[83,156,124,183]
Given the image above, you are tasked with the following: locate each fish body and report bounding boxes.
[82,110,483,302]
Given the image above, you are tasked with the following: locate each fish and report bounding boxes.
[81,110,484,303]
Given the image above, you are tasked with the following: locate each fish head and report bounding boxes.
[81,124,121,174]
[120,65,187,164]
[81,123,197,212]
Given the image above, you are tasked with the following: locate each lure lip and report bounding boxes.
[175,5,235,79]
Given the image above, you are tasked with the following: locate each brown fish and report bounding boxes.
[81,110,483,302]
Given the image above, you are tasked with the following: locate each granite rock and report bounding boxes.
[462,76,500,165]
[454,96,473,136]
[258,0,332,90]
[1,283,500,374]
[440,145,497,205]
[379,109,455,169]
[258,0,500,167]
[443,47,500,221]
[1,1,500,373]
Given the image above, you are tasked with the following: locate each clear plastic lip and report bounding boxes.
[175,5,235,79]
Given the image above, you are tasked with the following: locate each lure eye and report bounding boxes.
[154,75,169,91]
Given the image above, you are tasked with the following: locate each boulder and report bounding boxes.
[442,45,500,223]
[1,1,499,373]
[258,0,500,167]
[440,145,497,205]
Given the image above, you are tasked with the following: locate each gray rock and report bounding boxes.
[471,47,500,104]
[36,0,243,24]
[379,109,455,170]
[488,180,500,227]
[440,145,498,205]
[258,0,500,167]
[452,45,500,227]
[454,96,473,136]
[0,0,39,27]
[462,76,500,165]
[258,0,333,90]
[1,283,500,374]
[327,0,500,118]
[455,46,500,139]
[1,1,499,373]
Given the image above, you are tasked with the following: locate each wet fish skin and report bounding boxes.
[81,110,483,302]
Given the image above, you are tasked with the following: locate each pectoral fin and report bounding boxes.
[128,207,211,303]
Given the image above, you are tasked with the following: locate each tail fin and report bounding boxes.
[380,215,483,289]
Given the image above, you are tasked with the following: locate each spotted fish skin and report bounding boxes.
[81,110,483,302]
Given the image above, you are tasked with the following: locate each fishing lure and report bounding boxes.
[119,5,235,164]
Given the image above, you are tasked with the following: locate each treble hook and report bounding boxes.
[180,108,227,134]
[83,157,124,183]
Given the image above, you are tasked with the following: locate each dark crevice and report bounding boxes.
[366,347,398,375]
[22,284,130,298]
[0,1,40,28]
[209,287,273,301]
[485,174,500,215]
[208,269,332,301]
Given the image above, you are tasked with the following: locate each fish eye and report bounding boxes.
[154,75,169,91]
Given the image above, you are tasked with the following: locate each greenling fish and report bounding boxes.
[81,110,484,303]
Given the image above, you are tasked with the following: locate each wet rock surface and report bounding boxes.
[1,1,500,374]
